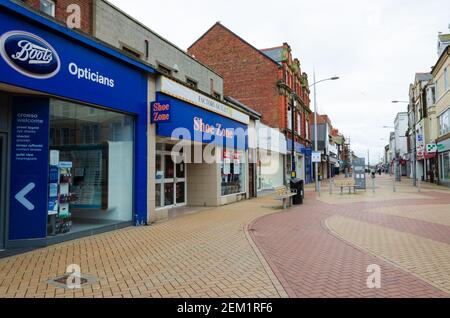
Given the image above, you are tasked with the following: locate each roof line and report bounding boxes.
[188,22,281,68]
[260,45,284,51]
[100,0,223,78]
[2,0,155,73]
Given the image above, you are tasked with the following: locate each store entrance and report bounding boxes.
[0,133,6,250]
[155,143,187,209]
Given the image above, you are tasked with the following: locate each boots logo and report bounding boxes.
[0,31,60,79]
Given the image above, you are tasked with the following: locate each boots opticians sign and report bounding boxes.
[0,31,60,79]
[0,7,148,112]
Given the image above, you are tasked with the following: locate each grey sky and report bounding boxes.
[110,0,450,163]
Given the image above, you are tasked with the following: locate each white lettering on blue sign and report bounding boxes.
[68,62,115,88]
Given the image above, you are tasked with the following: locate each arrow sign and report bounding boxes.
[15,182,36,211]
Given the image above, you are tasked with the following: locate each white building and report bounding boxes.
[394,112,409,176]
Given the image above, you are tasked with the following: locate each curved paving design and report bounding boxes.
[250,176,450,298]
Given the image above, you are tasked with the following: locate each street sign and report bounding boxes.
[312,152,321,163]
[426,143,437,153]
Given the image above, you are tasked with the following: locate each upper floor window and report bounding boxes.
[439,108,450,136]
[297,113,301,135]
[445,67,449,91]
[186,78,198,89]
[122,46,141,59]
[287,107,292,131]
[158,64,172,76]
[40,0,55,17]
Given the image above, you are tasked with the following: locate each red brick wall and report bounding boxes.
[188,24,282,129]
[22,0,93,34]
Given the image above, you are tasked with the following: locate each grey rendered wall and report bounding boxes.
[94,0,223,97]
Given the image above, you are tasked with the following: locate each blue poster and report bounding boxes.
[9,97,49,240]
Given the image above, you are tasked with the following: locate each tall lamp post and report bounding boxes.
[392,101,414,186]
[310,72,339,192]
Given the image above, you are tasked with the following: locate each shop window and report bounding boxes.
[40,0,55,17]
[221,150,246,196]
[48,100,134,236]
[441,153,450,181]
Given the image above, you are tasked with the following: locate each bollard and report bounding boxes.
[418,178,421,193]
[318,180,322,197]
[372,178,375,194]
[393,177,396,193]
[329,179,333,195]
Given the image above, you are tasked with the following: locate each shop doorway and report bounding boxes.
[0,133,6,249]
[156,149,187,208]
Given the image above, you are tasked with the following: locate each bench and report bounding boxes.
[333,179,357,195]
[274,186,297,209]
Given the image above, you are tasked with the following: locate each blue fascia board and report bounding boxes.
[0,0,155,74]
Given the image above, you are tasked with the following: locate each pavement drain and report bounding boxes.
[46,273,98,290]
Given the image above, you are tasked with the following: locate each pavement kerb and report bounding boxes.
[246,214,295,298]
[323,215,450,296]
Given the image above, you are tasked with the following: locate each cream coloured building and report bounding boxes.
[432,45,450,186]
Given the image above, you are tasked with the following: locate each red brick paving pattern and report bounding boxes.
[249,190,450,298]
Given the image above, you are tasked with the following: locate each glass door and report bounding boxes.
[0,133,6,250]
[155,149,187,209]
[175,158,186,205]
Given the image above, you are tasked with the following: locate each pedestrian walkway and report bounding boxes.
[250,174,450,297]
[0,197,287,298]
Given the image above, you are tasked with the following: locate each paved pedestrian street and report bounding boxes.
[1,174,450,298]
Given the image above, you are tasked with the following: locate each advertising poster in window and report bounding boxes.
[56,144,108,210]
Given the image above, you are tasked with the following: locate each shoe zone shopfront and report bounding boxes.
[151,77,249,220]
[0,2,153,249]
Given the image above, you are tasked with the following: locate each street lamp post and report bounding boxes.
[310,72,339,192]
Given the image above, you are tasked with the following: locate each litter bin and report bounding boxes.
[290,178,304,205]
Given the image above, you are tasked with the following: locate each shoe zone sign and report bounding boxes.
[155,93,248,150]
[0,8,147,113]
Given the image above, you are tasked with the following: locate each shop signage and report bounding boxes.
[157,76,249,125]
[312,152,321,163]
[437,139,450,153]
[0,10,147,113]
[156,93,248,150]
[9,97,49,240]
[0,31,60,79]
[151,101,171,123]
[426,143,437,153]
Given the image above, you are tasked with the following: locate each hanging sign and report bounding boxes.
[151,101,171,123]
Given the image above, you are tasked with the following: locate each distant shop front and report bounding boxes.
[150,77,250,221]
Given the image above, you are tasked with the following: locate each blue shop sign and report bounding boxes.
[0,7,148,113]
[155,93,248,150]
[287,139,306,153]
[151,101,171,123]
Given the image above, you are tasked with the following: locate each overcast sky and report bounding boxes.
[111,0,450,163]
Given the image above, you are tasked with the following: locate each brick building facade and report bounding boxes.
[188,23,312,149]
[21,0,93,34]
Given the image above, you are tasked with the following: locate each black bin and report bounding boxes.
[290,178,304,205]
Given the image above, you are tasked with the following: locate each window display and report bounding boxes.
[221,149,245,196]
[48,99,134,236]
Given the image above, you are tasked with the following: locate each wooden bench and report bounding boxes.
[333,179,357,195]
[274,186,297,209]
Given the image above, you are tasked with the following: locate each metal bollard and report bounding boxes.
[318,180,321,197]
[393,177,396,193]
[418,178,421,193]
[329,179,333,195]
[372,178,375,194]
